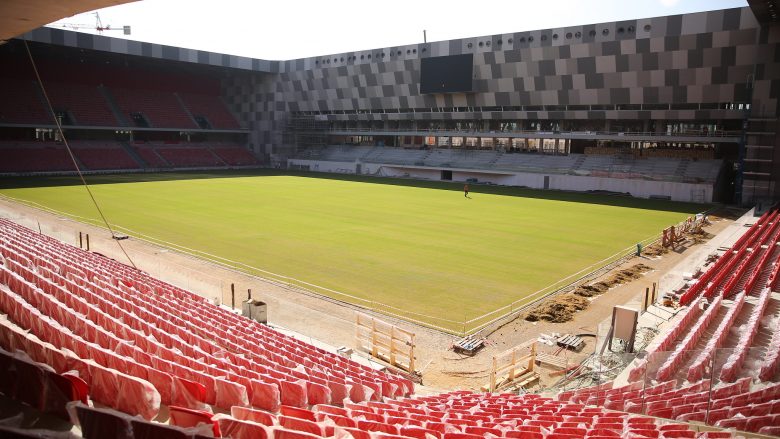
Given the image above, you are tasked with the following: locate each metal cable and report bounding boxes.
[23,40,137,269]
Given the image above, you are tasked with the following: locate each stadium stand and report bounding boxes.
[132,144,172,168]
[0,217,748,438]
[0,141,74,173]
[0,218,413,419]
[0,140,256,173]
[0,79,49,125]
[297,147,722,185]
[8,199,774,439]
[110,87,197,129]
[69,141,140,170]
[44,82,119,127]
[155,145,225,167]
[178,93,243,130]
[211,145,260,166]
[556,208,780,434]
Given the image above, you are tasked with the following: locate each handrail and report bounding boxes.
[300,127,742,138]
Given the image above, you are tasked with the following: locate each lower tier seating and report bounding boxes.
[0,218,412,426]
[558,209,780,435]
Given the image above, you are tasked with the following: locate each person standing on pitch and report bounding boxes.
[464,183,470,198]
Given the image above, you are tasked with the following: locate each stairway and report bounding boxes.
[674,159,690,178]
[119,141,148,168]
[572,154,587,171]
[207,147,229,166]
[174,93,200,128]
[98,86,129,126]
[488,151,503,167]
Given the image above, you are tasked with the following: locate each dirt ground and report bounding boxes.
[0,198,736,394]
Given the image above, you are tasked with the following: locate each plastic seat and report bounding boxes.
[73,403,133,439]
[130,419,194,439]
[216,416,271,439]
[168,406,220,437]
[231,406,276,426]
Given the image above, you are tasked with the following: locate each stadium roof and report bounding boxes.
[0,0,136,43]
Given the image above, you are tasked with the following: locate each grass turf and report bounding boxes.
[0,171,705,332]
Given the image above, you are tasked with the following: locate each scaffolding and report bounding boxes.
[284,115,330,156]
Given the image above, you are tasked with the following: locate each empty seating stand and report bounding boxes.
[0,141,73,173]
[0,79,49,125]
[561,210,780,436]
[178,93,242,130]
[70,141,140,170]
[111,87,197,129]
[211,145,259,166]
[0,219,412,428]
[45,82,119,127]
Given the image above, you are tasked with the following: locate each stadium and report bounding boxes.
[0,0,780,438]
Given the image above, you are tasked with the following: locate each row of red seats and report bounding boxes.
[111,87,197,129]
[0,146,74,172]
[718,285,774,382]
[759,265,780,379]
[0,79,50,125]
[134,145,170,167]
[212,146,260,166]
[0,280,161,420]
[683,290,746,382]
[629,208,779,382]
[178,93,242,130]
[653,294,723,382]
[70,141,141,170]
[0,219,411,415]
[558,375,780,433]
[44,82,119,127]
[0,345,87,421]
[156,147,224,166]
[679,209,777,305]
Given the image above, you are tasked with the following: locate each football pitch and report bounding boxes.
[0,171,704,333]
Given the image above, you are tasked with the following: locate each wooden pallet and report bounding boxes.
[453,336,485,356]
[556,334,584,351]
[535,352,568,370]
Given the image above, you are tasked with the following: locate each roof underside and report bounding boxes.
[748,0,780,24]
[0,0,137,42]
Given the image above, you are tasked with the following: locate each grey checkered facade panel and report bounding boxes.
[218,7,780,155]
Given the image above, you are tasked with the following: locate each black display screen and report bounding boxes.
[419,54,473,94]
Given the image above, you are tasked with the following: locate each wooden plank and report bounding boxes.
[355,312,416,374]
[535,352,568,370]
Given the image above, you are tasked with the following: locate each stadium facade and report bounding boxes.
[5,3,780,204]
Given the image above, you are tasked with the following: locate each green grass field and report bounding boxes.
[0,171,704,333]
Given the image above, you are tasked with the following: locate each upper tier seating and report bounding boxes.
[45,82,119,127]
[559,208,780,435]
[178,93,242,130]
[110,88,197,129]
[0,79,49,125]
[0,218,413,423]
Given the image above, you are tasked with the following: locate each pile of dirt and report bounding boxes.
[643,243,669,257]
[689,229,714,245]
[525,264,653,323]
[573,264,652,297]
[524,294,589,323]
